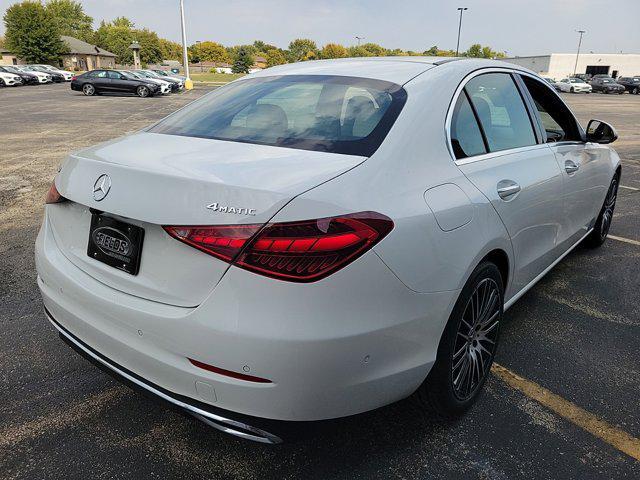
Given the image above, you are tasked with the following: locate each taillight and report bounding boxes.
[164,212,393,282]
[45,180,67,204]
[71,75,77,81]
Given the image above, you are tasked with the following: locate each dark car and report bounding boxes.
[617,77,640,94]
[0,65,39,85]
[589,76,625,94]
[71,69,160,97]
[138,69,182,92]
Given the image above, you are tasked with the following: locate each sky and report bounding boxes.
[1,0,639,57]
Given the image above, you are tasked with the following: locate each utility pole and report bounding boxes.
[180,0,193,90]
[355,36,364,46]
[455,7,468,57]
[573,30,586,76]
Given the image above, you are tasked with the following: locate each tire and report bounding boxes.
[137,85,150,98]
[570,87,575,93]
[633,87,639,95]
[415,261,503,419]
[0,79,5,87]
[584,174,619,248]
[82,83,95,96]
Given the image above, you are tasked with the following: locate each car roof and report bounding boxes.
[247,57,538,85]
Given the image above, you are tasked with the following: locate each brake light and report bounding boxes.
[71,75,77,81]
[45,180,67,204]
[164,212,393,282]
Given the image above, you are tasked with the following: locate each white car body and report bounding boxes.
[142,70,184,89]
[555,78,592,93]
[13,66,52,83]
[0,70,23,86]
[36,57,620,443]
[33,64,74,81]
[126,72,171,94]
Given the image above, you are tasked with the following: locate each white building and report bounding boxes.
[502,53,640,79]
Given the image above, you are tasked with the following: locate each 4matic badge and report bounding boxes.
[206,202,256,216]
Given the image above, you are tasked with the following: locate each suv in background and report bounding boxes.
[589,76,625,94]
[617,77,640,94]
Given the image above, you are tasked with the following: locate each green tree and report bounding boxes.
[111,16,133,28]
[463,44,505,59]
[93,18,162,65]
[288,38,317,62]
[253,40,276,53]
[347,45,373,57]
[264,48,286,67]
[159,38,182,61]
[3,1,68,63]
[45,0,93,42]
[134,28,163,65]
[360,42,386,56]
[232,46,254,73]
[321,43,348,59]
[191,41,229,63]
[424,45,439,56]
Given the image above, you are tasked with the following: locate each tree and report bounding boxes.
[253,40,276,53]
[288,38,317,62]
[190,41,229,63]
[321,43,347,59]
[159,38,182,61]
[94,18,162,65]
[264,48,286,67]
[347,45,373,57]
[360,42,386,56]
[45,0,93,42]
[463,44,505,59]
[424,45,439,56]
[232,46,254,73]
[3,1,68,63]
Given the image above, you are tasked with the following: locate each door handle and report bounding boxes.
[565,160,580,174]
[497,180,521,200]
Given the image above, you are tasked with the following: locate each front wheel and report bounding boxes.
[633,87,639,95]
[570,87,575,93]
[137,85,150,98]
[82,83,95,96]
[415,261,503,418]
[584,174,619,248]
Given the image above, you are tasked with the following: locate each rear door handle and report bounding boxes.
[497,180,521,200]
[565,160,580,174]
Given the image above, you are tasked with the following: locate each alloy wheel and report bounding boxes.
[137,86,149,98]
[451,278,501,401]
[600,177,618,239]
[83,84,94,96]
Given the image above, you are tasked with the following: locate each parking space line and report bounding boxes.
[609,234,640,246]
[620,185,640,191]
[492,363,640,461]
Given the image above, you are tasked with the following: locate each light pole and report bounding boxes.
[355,36,364,46]
[180,0,193,89]
[573,30,586,77]
[455,7,468,57]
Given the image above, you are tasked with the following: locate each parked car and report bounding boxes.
[541,77,555,86]
[126,70,171,95]
[0,69,24,87]
[71,69,160,97]
[142,69,184,91]
[554,77,592,93]
[589,76,625,94]
[152,69,186,82]
[0,65,38,85]
[38,58,621,444]
[11,65,52,83]
[616,77,640,94]
[23,65,64,83]
[29,64,74,81]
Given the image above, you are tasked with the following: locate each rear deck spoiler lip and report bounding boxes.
[44,307,283,444]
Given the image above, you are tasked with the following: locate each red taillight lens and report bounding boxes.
[71,76,77,81]
[164,212,393,282]
[45,181,66,204]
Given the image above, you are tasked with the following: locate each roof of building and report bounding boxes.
[61,35,116,57]
[0,46,13,54]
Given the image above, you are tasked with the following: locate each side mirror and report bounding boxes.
[586,119,618,144]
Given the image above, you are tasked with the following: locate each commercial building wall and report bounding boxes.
[503,54,640,79]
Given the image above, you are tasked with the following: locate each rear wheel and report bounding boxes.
[633,87,639,95]
[82,83,95,96]
[415,261,503,418]
[137,85,150,98]
[584,174,619,248]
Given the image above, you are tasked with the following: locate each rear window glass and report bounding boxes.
[149,75,407,156]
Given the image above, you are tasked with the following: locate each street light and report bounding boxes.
[455,7,468,57]
[573,30,586,76]
[355,36,365,46]
[179,0,193,90]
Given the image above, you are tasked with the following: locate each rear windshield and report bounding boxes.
[149,75,407,156]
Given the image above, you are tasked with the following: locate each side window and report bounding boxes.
[107,71,122,80]
[465,73,537,152]
[93,71,107,78]
[450,93,487,159]
[520,76,582,142]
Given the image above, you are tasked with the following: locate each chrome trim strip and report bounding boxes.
[504,228,593,311]
[454,144,550,166]
[45,312,283,444]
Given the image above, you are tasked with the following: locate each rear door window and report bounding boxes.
[465,73,537,152]
[450,93,487,159]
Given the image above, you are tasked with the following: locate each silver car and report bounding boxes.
[37,58,620,442]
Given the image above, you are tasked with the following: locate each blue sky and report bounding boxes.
[1,0,639,56]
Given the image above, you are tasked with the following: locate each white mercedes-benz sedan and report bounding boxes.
[555,77,592,93]
[36,57,621,444]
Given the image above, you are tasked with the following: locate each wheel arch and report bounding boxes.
[482,249,510,291]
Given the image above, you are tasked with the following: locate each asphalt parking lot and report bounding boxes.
[1,83,638,479]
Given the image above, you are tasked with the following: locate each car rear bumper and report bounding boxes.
[36,209,456,423]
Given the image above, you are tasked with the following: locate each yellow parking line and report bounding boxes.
[609,234,640,246]
[492,363,640,461]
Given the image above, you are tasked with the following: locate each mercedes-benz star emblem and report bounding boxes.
[93,174,111,202]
